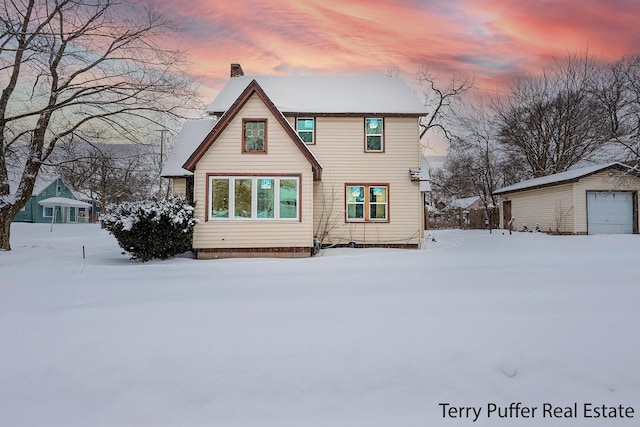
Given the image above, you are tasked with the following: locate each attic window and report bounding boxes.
[243,119,267,153]
[365,118,384,152]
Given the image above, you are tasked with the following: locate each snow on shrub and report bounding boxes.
[100,196,198,262]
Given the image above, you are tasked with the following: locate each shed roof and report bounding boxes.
[493,162,634,195]
[206,75,427,116]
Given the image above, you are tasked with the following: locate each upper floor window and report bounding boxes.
[243,119,267,153]
[296,118,315,144]
[365,118,384,152]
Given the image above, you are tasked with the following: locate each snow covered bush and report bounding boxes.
[100,196,198,261]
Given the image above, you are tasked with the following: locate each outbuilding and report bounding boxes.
[493,163,640,235]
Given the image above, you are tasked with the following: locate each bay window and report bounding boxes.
[346,184,388,222]
[208,176,299,220]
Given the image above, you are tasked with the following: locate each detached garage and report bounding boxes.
[494,163,640,235]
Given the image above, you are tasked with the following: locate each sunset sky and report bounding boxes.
[150,0,640,103]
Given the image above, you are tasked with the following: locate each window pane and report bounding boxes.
[347,203,364,219]
[211,179,229,218]
[257,179,274,218]
[244,121,265,152]
[297,118,314,130]
[370,186,387,202]
[366,118,382,135]
[234,178,252,218]
[299,131,313,143]
[279,179,298,219]
[367,135,382,151]
[347,186,364,203]
[370,204,387,220]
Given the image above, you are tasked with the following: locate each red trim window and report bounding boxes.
[345,184,389,222]
[208,175,300,221]
[243,119,267,153]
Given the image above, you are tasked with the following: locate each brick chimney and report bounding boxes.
[230,63,244,78]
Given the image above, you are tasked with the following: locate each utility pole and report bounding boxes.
[157,129,169,172]
[157,129,170,198]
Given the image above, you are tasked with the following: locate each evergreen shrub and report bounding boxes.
[100,196,198,261]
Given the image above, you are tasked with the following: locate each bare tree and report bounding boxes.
[495,52,611,177]
[432,101,523,229]
[416,65,474,148]
[54,141,158,209]
[0,0,200,250]
[594,55,640,161]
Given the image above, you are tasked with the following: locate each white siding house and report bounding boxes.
[163,70,427,258]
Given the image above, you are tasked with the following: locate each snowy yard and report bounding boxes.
[1,223,639,427]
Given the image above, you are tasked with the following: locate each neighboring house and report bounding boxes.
[12,177,92,224]
[162,67,427,258]
[493,162,640,234]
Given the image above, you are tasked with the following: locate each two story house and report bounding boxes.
[162,67,427,258]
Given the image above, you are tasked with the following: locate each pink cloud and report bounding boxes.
[149,0,640,98]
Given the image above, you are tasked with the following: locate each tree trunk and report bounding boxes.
[0,209,12,251]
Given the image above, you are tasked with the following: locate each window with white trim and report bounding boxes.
[365,118,384,152]
[296,118,315,144]
[346,184,388,222]
[209,176,299,220]
[43,206,54,217]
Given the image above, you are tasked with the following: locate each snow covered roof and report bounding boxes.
[184,80,323,180]
[449,196,482,209]
[161,118,218,177]
[207,75,428,116]
[493,162,634,195]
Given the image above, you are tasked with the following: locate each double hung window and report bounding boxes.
[209,176,299,220]
[346,184,388,222]
[365,118,384,152]
[296,118,315,144]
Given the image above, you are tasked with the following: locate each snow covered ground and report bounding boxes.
[1,223,639,427]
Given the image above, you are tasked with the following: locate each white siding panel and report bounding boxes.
[503,184,575,233]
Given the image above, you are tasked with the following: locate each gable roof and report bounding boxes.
[161,118,218,177]
[184,79,323,180]
[493,162,635,195]
[206,75,427,117]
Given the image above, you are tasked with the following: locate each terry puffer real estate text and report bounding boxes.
[439,402,635,422]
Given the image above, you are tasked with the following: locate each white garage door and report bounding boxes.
[587,191,634,234]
